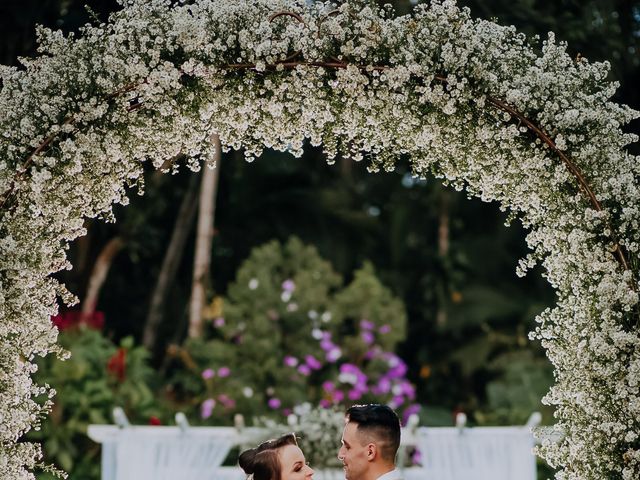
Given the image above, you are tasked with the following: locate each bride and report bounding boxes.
[239,432,315,480]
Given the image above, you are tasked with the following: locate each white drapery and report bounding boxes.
[404,426,537,480]
[114,431,233,480]
[88,425,238,480]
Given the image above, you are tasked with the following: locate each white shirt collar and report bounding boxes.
[376,469,402,480]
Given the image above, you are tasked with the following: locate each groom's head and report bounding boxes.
[338,404,401,480]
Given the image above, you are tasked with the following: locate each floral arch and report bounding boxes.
[0,0,639,478]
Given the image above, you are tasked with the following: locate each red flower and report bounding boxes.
[107,348,127,382]
[148,416,162,426]
[51,310,105,331]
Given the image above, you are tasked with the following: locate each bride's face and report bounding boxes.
[278,444,314,480]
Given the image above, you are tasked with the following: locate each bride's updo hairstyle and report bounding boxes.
[238,432,298,480]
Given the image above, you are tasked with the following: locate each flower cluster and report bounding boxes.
[0,0,639,478]
[286,403,347,469]
[199,366,235,419]
[281,321,418,415]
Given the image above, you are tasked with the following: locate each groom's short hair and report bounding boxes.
[345,404,401,463]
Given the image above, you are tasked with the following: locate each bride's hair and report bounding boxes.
[238,432,298,480]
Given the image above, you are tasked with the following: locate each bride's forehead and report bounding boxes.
[279,444,304,462]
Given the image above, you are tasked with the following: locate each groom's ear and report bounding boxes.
[366,443,377,461]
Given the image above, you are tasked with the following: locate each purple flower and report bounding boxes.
[319,399,331,408]
[411,448,423,466]
[402,403,421,426]
[268,398,281,409]
[340,363,360,374]
[305,355,322,370]
[297,364,312,376]
[399,381,416,399]
[389,364,407,378]
[379,324,391,334]
[326,347,342,363]
[322,381,335,392]
[201,368,215,380]
[360,319,375,331]
[333,390,345,402]
[339,363,367,387]
[282,279,296,292]
[354,383,369,394]
[213,317,225,327]
[385,356,407,378]
[361,331,375,345]
[320,338,335,352]
[201,398,216,419]
[218,366,231,378]
[284,355,299,367]
[348,389,363,401]
[372,377,391,395]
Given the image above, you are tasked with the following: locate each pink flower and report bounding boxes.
[201,368,215,380]
[379,324,391,334]
[218,394,236,409]
[297,364,312,376]
[268,398,281,409]
[218,367,231,377]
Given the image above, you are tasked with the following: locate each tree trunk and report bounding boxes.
[81,236,124,318]
[436,189,450,326]
[188,134,221,338]
[142,173,200,351]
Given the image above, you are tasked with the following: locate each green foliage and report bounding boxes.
[477,351,554,425]
[29,327,158,479]
[332,261,407,352]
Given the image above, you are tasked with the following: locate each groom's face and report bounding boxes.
[338,421,370,480]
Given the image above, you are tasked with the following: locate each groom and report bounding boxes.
[337,404,403,480]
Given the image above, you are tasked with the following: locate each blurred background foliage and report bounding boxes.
[2,0,638,478]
